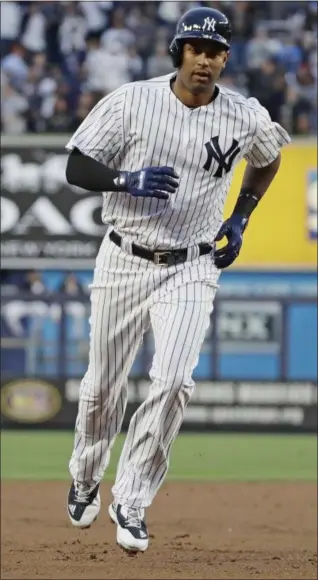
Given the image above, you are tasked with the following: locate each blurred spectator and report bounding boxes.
[79,1,111,36]
[59,273,86,296]
[300,30,317,77]
[1,77,28,133]
[23,52,48,102]
[248,57,287,123]
[134,13,158,62]
[42,1,64,65]
[101,6,135,50]
[84,36,131,93]
[31,51,48,78]
[127,45,143,82]
[222,1,258,72]
[0,1,317,136]
[227,1,257,40]
[36,67,61,126]
[126,6,144,31]
[21,2,46,55]
[83,35,110,92]
[0,1,22,58]
[246,27,282,71]
[1,43,29,92]
[23,55,48,131]
[158,1,182,25]
[70,91,95,131]
[287,62,317,134]
[147,41,173,78]
[58,2,87,74]
[102,40,131,92]
[278,35,303,74]
[302,0,318,31]
[45,95,74,132]
[219,72,248,97]
[308,46,317,82]
[22,271,48,295]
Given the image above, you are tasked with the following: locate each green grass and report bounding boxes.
[1,431,317,482]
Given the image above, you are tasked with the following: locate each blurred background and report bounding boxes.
[0,1,317,435]
[0,0,318,134]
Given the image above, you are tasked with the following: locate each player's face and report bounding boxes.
[180,39,228,93]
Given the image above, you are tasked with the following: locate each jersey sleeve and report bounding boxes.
[244,98,291,168]
[65,88,125,165]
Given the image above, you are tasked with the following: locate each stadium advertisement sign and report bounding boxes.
[1,135,317,270]
[223,140,317,269]
[1,377,317,433]
[1,141,106,268]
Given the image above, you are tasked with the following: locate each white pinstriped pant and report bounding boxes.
[69,233,220,508]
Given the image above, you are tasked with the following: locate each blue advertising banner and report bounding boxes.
[1,271,317,382]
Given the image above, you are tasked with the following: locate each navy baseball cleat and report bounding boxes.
[109,502,149,553]
[67,481,101,528]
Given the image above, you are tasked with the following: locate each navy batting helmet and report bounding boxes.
[169,7,232,68]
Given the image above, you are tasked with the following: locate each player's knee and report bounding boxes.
[79,372,112,400]
[166,372,195,394]
[150,366,195,395]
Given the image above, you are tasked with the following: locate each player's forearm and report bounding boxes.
[233,154,281,219]
[66,148,124,192]
[66,148,178,200]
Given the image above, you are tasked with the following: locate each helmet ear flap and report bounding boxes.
[169,39,182,68]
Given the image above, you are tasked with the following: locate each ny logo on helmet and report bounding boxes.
[202,17,216,32]
[203,136,241,177]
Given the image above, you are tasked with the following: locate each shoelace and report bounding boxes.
[75,485,92,504]
[125,507,143,528]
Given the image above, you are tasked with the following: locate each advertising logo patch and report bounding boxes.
[1,379,62,423]
[307,170,317,240]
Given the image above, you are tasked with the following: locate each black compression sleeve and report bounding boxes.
[233,188,260,219]
[66,148,125,192]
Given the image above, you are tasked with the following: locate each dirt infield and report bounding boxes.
[1,481,317,579]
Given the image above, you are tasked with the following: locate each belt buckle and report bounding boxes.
[154,251,171,265]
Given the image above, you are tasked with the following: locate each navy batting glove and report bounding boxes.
[119,167,179,200]
[214,214,248,269]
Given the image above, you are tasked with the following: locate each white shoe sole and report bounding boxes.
[68,493,101,529]
[108,504,149,553]
[68,514,98,529]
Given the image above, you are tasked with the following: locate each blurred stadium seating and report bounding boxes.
[1,0,318,135]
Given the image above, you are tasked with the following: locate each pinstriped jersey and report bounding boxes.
[66,73,291,250]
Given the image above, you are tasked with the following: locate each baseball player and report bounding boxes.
[65,7,291,553]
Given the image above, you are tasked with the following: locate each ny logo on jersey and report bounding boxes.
[203,136,241,177]
[202,17,216,32]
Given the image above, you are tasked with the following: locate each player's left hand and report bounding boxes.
[214,214,248,269]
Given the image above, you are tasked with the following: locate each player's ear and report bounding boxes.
[223,50,229,68]
[176,41,185,69]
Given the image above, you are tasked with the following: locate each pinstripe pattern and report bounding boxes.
[112,280,215,507]
[67,73,290,506]
[69,236,218,503]
[66,73,291,251]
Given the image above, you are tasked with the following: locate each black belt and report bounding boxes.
[109,230,213,266]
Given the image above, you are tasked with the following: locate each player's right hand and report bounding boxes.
[119,167,179,200]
